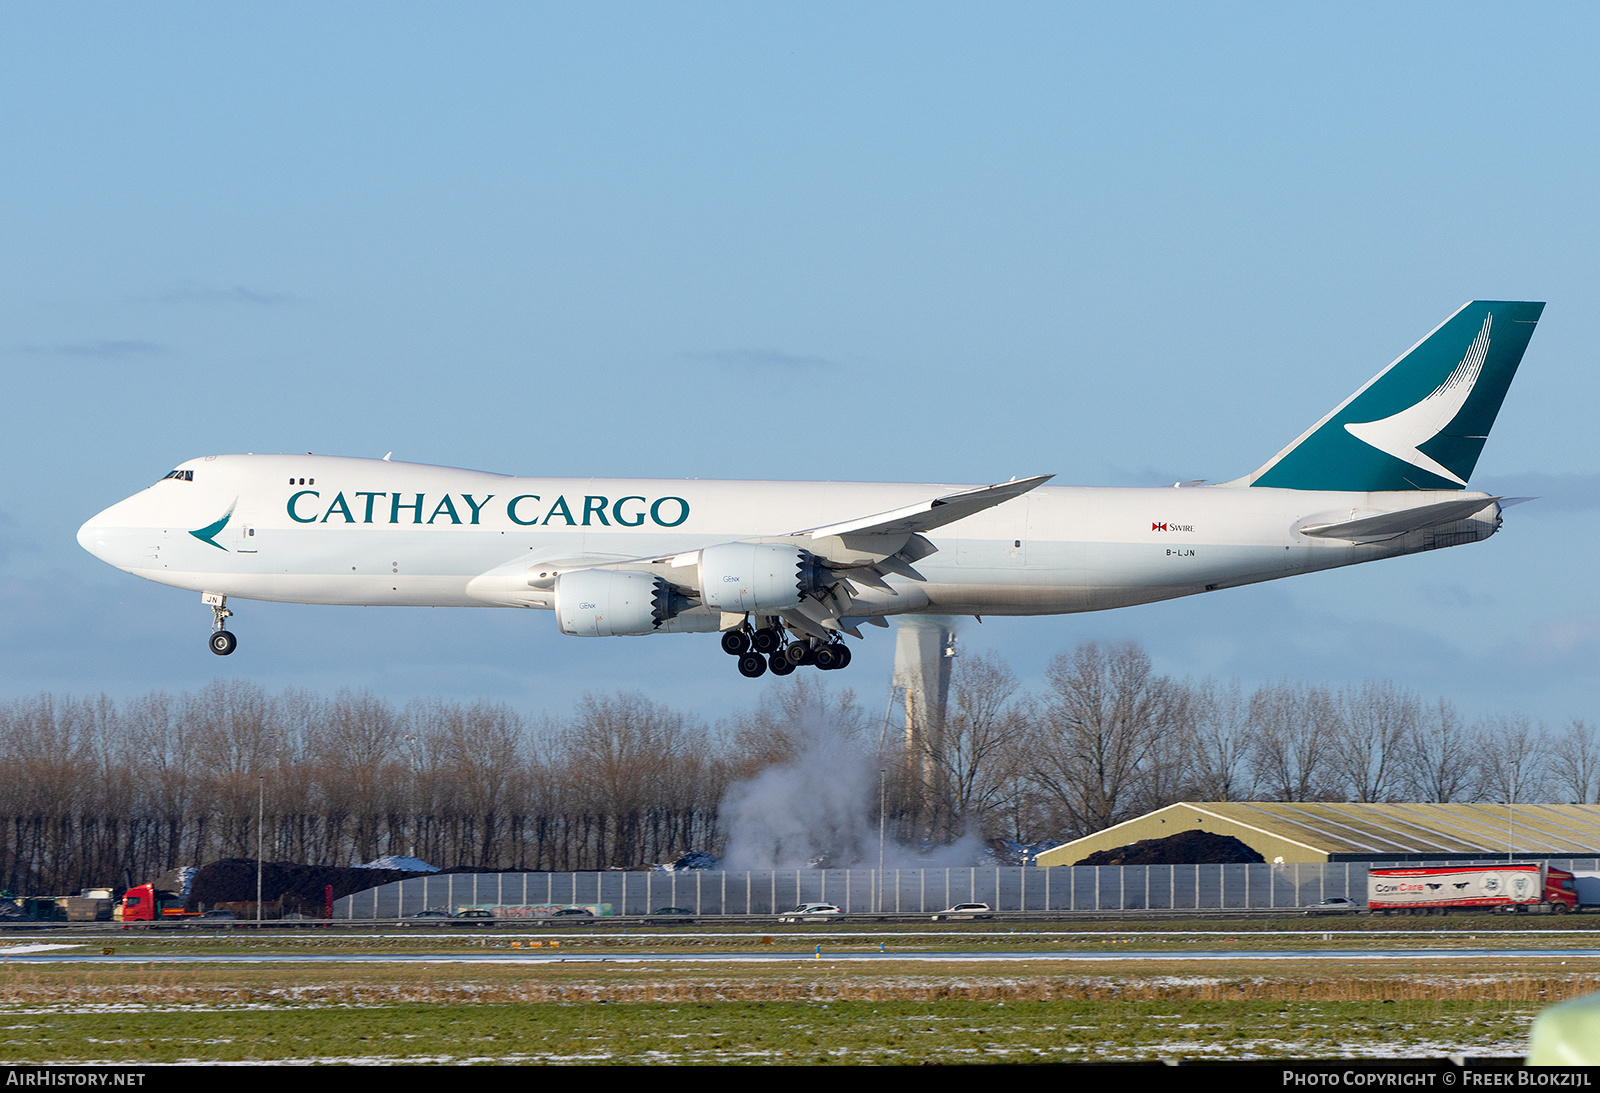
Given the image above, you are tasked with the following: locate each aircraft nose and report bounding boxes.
[77,511,107,559]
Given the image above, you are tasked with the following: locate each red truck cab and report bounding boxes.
[116,883,196,923]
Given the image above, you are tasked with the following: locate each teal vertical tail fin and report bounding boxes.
[1234,300,1544,491]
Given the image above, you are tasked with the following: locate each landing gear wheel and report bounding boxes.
[752,627,783,654]
[209,630,237,656]
[831,644,851,669]
[737,652,767,678]
[721,630,751,655]
[815,645,842,671]
[768,652,796,676]
[784,643,809,666]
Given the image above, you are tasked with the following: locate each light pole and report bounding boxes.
[878,766,887,911]
[405,734,419,859]
[256,772,264,927]
[876,685,903,913]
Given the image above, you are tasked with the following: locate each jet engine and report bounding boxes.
[698,543,832,614]
[555,568,691,637]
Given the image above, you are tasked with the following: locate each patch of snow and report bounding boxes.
[356,855,438,873]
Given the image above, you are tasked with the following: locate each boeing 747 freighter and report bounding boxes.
[78,300,1543,678]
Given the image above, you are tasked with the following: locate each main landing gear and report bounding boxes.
[721,620,853,679]
[203,591,237,656]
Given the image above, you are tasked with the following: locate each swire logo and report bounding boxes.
[1151,522,1194,532]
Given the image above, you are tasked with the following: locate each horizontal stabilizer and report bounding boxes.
[799,474,1052,540]
[1299,496,1500,542]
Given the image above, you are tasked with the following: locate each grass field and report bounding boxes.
[1,919,1595,1064]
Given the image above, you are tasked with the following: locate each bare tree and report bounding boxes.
[425,700,526,868]
[562,691,709,868]
[0,696,96,893]
[126,692,197,869]
[1129,679,1197,815]
[1477,714,1549,805]
[1549,720,1600,804]
[918,652,1029,839]
[309,690,401,864]
[189,681,279,859]
[1186,679,1256,802]
[1028,641,1181,837]
[1249,682,1337,802]
[1401,699,1481,802]
[1330,680,1418,802]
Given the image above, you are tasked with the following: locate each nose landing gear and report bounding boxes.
[202,591,237,656]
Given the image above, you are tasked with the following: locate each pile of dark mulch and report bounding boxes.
[1074,829,1264,866]
[187,859,432,912]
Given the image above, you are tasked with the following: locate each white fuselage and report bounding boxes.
[77,454,1500,626]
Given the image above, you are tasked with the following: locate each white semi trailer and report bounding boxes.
[1367,863,1577,914]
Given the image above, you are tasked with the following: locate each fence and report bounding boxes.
[331,859,1600,919]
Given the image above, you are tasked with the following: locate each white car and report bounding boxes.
[777,902,841,923]
[931,902,992,921]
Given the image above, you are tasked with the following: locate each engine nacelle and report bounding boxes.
[698,543,830,614]
[555,569,676,637]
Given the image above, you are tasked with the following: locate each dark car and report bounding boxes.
[1304,897,1363,916]
[646,906,696,925]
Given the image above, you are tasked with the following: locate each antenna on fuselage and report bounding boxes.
[382,452,392,461]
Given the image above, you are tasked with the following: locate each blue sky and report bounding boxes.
[2,3,1596,724]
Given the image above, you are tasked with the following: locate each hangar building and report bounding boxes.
[1034,802,1600,867]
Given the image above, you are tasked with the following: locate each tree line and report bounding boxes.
[0,642,1591,894]
[918,643,1596,848]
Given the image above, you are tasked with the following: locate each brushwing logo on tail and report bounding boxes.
[1342,314,1492,487]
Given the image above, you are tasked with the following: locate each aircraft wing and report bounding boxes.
[465,551,647,606]
[471,475,1053,628]
[795,474,1053,539]
[1298,496,1501,543]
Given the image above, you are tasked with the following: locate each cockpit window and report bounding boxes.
[160,470,194,482]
